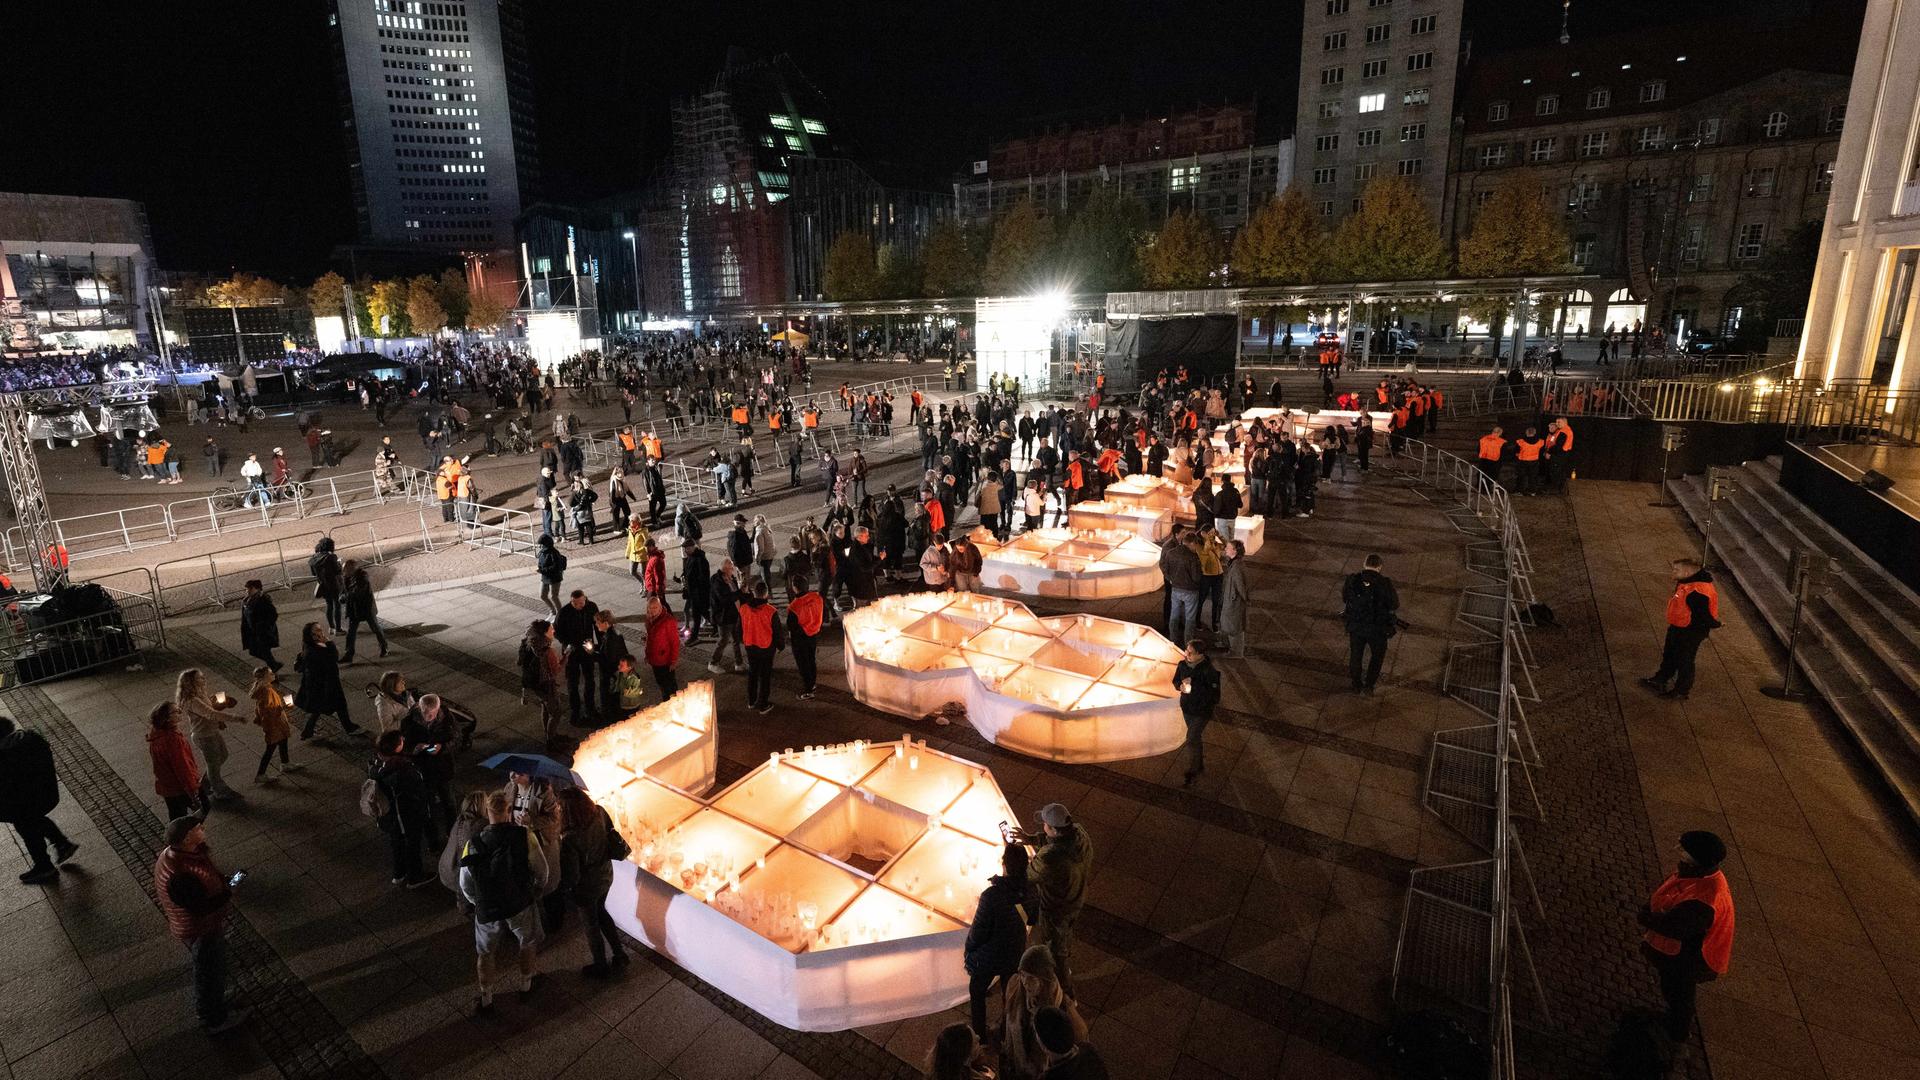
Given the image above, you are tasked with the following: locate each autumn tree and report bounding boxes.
[308,271,348,321]
[204,272,287,308]
[1231,187,1326,354]
[822,231,878,301]
[1058,188,1146,293]
[434,267,471,328]
[406,275,448,335]
[920,220,982,297]
[875,242,923,299]
[365,278,410,337]
[982,201,1055,295]
[1328,176,1446,282]
[1456,179,1572,344]
[467,289,509,332]
[1141,210,1224,289]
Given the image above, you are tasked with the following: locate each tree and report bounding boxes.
[875,242,923,299]
[1231,187,1327,354]
[982,201,1055,295]
[406,275,448,335]
[467,289,509,332]
[1328,176,1446,282]
[434,267,471,329]
[1140,210,1224,289]
[1458,179,1570,278]
[1058,188,1146,293]
[921,219,982,297]
[822,231,878,301]
[1726,219,1822,350]
[204,272,287,308]
[308,271,348,322]
[365,278,410,337]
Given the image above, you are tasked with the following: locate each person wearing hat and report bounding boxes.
[154,816,247,1034]
[1638,830,1736,1041]
[1016,803,1094,997]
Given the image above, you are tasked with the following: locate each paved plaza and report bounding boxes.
[4,411,1920,1079]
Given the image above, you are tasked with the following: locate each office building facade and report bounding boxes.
[326,0,538,252]
[0,192,158,352]
[1294,0,1465,225]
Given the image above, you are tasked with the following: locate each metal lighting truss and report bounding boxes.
[0,376,157,590]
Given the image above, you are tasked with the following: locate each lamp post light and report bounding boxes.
[622,230,642,331]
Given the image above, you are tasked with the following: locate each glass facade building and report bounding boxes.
[0,192,156,352]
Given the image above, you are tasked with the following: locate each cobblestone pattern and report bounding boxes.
[1508,496,1711,1080]
[2,683,385,1080]
[467,581,553,614]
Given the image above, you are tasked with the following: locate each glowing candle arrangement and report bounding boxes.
[966,525,1164,599]
[842,593,1187,763]
[599,737,1020,1031]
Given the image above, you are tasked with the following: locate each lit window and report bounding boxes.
[1763,111,1788,138]
[769,114,794,130]
[1586,87,1611,109]
[1404,87,1430,106]
[1325,31,1348,50]
[1814,161,1835,192]
[1529,137,1557,162]
[760,134,776,147]
[1362,59,1388,78]
[1536,94,1560,116]
[1745,166,1777,197]
[1572,239,1595,267]
[1357,93,1386,113]
[1635,125,1667,152]
[1825,104,1846,133]
[1579,132,1611,158]
[1410,14,1435,33]
[1407,51,1433,71]
[1477,144,1508,167]
[1735,222,1767,259]
[1322,66,1345,85]
[1313,166,1337,184]
[1488,101,1509,121]
[1315,133,1341,152]
[1365,22,1389,43]
[1319,100,1344,119]
[784,135,806,150]
[801,118,828,134]
[1357,128,1383,146]
[1355,162,1378,180]
[1171,164,1199,190]
[1696,117,1721,145]
[1639,80,1666,103]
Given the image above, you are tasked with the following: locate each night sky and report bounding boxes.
[0,0,1834,281]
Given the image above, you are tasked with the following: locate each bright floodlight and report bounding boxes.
[1030,290,1070,324]
[622,230,636,239]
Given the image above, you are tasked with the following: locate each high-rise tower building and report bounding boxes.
[326,0,539,252]
[1293,0,1465,227]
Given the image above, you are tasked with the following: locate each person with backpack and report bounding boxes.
[518,619,564,748]
[0,715,79,885]
[1342,554,1401,695]
[962,842,1029,1040]
[458,791,548,1014]
[558,787,631,978]
[534,534,567,619]
[503,769,566,929]
[366,730,434,888]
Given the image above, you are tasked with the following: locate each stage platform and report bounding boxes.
[1779,441,1920,591]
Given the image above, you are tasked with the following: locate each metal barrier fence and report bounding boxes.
[0,583,167,688]
[6,466,436,566]
[1387,438,1546,1080]
[1538,373,1920,443]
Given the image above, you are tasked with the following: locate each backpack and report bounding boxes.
[359,774,390,819]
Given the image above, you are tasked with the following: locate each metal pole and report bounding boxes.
[1761,590,1811,701]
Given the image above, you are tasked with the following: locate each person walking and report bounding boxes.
[458,791,548,1014]
[309,538,344,632]
[239,579,282,671]
[554,590,601,726]
[645,596,682,700]
[1162,532,1204,645]
[148,703,205,821]
[1019,803,1093,998]
[1219,540,1250,658]
[247,667,295,783]
[1638,830,1736,1042]
[155,816,247,1034]
[176,669,240,802]
[962,842,1030,1041]
[1342,554,1400,694]
[679,540,711,642]
[295,622,362,739]
[368,730,435,888]
[625,518,650,586]
[0,715,79,885]
[339,562,389,664]
[738,579,779,714]
[518,619,566,748]
[1173,639,1222,787]
[752,514,778,588]
[784,576,823,700]
[558,787,631,978]
[569,475,599,545]
[1640,557,1721,700]
[535,533,568,618]
[708,559,745,674]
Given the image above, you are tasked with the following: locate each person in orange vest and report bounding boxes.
[643,432,664,461]
[737,579,779,714]
[730,402,750,432]
[1638,830,1735,1040]
[1475,426,1507,482]
[617,427,638,471]
[453,467,477,525]
[433,456,461,523]
[1389,403,1409,456]
[767,409,782,435]
[1545,418,1576,492]
[1512,427,1547,496]
[784,574,824,699]
[1640,557,1720,699]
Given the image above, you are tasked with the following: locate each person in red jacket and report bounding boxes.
[1638,830,1735,1041]
[737,580,779,714]
[148,702,204,822]
[785,576,825,700]
[645,596,682,700]
[154,816,246,1033]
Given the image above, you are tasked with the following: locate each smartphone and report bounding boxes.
[423,744,441,755]
[998,820,1014,844]
[227,870,247,888]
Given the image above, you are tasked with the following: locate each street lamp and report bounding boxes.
[622,230,642,330]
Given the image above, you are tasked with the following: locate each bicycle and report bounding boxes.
[209,480,309,512]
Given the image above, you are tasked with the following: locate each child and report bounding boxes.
[249,666,297,782]
[614,656,646,713]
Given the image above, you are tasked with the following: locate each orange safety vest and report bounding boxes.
[644,435,663,459]
[1666,581,1719,628]
[1096,448,1121,476]
[434,468,457,499]
[1477,435,1506,461]
[618,432,637,452]
[802,410,819,429]
[1392,407,1409,430]
[45,544,69,569]
[1643,870,1735,976]
[1067,460,1084,489]
[1410,395,1426,416]
[769,412,783,431]
[1431,389,1445,409]
[1514,438,1545,462]
[788,592,823,637]
[1375,385,1389,405]
[1180,412,1198,431]
[738,601,775,648]
[925,499,946,533]
[732,406,749,426]
[1552,425,1575,452]
[455,472,475,499]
